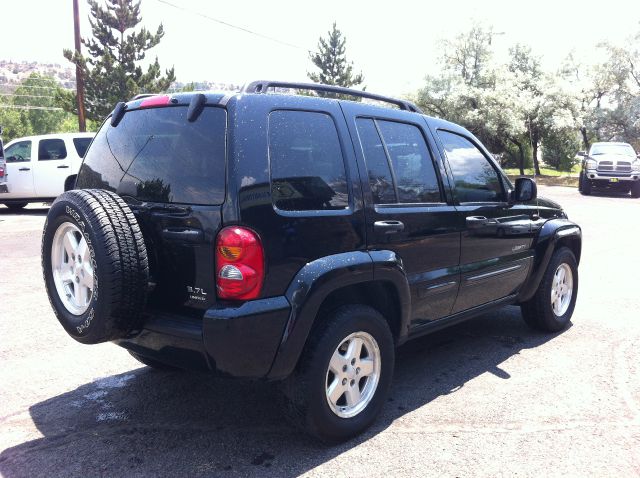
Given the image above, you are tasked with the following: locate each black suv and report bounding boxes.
[42,81,582,442]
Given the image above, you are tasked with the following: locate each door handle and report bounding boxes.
[57,165,70,169]
[466,216,488,228]
[162,227,203,243]
[19,167,30,171]
[374,220,404,234]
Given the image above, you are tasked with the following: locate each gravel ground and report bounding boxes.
[0,186,639,477]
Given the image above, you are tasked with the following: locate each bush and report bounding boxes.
[543,130,580,171]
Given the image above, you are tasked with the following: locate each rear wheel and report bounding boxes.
[4,202,28,211]
[282,304,394,443]
[521,247,578,332]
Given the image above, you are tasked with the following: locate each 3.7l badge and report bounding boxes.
[187,286,208,301]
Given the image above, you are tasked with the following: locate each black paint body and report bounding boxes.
[76,91,582,379]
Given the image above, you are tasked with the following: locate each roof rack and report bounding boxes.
[241,80,423,113]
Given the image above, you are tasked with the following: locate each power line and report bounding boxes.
[0,83,71,90]
[0,105,63,111]
[0,93,56,98]
[154,0,313,53]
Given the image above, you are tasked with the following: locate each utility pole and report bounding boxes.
[73,0,86,132]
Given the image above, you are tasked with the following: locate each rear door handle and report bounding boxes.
[19,167,30,171]
[162,227,203,243]
[374,220,404,234]
[57,165,70,169]
[466,216,488,228]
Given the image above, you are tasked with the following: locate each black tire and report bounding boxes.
[42,189,149,344]
[129,351,178,370]
[577,172,583,192]
[631,181,640,198]
[4,202,28,211]
[282,304,395,443]
[521,247,578,332]
[580,174,591,195]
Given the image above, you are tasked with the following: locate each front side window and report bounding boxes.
[38,139,67,160]
[5,141,32,163]
[269,110,349,211]
[356,118,441,204]
[438,130,503,203]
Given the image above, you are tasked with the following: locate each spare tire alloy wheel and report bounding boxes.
[42,189,149,344]
[51,221,94,315]
[326,332,381,418]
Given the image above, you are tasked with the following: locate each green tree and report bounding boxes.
[0,74,79,141]
[308,22,364,96]
[61,0,175,122]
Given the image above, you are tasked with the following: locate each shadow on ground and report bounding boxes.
[0,306,565,477]
[0,206,49,216]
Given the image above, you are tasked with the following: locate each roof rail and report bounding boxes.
[241,80,423,113]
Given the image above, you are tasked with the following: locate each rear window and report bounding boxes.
[39,139,67,160]
[73,137,92,157]
[78,106,226,205]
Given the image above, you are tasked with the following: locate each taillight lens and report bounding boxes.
[0,166,4,178]
[215,227,264,300]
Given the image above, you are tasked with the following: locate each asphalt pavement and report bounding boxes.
[0,186,639,477]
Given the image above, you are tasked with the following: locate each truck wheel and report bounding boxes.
[129,351,178,370]
[42,189,149,344]
[521,247,578,332]
[580,174,591,195]
[4,202,27,211]
[631,182,640,198]
[282,304,394,443]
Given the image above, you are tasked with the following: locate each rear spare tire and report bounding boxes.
[42,189,149,344]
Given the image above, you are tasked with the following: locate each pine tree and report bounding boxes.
[61,0,175,121]
[308,22,364,96]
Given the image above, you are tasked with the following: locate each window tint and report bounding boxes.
[5,141,32,163]
[269,110,348,211]
[355,119,395,204]
[38,139,67,160]
[438,131,503,203]
[79,106,227,205]
[356,119,441,204]
[73,137,92,157]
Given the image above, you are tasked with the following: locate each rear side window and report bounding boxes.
[438,130,503,203]
[73,137,92,157]
[39,139,67,160]
[356,118,442,204]
[268,110,349,211]
[79,106,227,205]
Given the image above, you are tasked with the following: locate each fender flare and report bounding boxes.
[517,219,582,302]
[267,250,411,379]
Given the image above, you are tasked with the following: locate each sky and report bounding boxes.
[1,0,639,95]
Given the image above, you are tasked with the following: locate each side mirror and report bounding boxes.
[577,151,586,157]
[514,177,537,202]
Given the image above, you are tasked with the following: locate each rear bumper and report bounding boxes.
[116,296,291,378]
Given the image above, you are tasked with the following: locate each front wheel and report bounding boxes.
[631,181,640,198]
[282,304,394,443]
[521,247,578,332]
[580,174,591,195]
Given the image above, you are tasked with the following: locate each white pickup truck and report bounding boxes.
[0,133,94,210]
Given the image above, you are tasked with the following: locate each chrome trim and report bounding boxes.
[467,264,522,282]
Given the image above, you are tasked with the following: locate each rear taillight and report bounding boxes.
[215,227,264,300]
[0,166,4,178]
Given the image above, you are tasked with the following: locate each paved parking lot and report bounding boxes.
[1,186,639,477]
